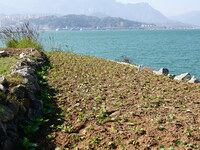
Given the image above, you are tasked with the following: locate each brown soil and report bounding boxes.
[36,52,200,150]
[0,48,33,56]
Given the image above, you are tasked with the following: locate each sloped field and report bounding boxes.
[39,52,200,150]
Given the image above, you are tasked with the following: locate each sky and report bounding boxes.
[117,0,200,16]
[0,0,200,17]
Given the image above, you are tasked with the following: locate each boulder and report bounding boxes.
[0,122,7,139]
[174,73,191,81]
[6,100,20,116]
[28,100,43,118]
[138,65,144,71]
[0,76,8,86]
[31,100,43,110]
[19,52,27,59]
[0,51,8,57]
[188,76,199,83]
[0,84,6,93]
[17,104,26,119]
[0,105,14,122]
[153,68,169,75]
[15,61,28,69]
[0,121,7,148]
[12,67,35,76]
[168,74,176,79]
[26,58,37,66]
[11,85,27,99]
[22,74,37,84]
[3,139,16,150]
[6,122,19,141]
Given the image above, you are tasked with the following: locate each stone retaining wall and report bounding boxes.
[0,48,47,150]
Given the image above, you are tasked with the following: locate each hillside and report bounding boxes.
[34,52,200,149]
[0,0,186,26]
[170,11,200,26]
[26,15,151,30]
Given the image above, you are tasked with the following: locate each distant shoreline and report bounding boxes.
[39,27,200,32]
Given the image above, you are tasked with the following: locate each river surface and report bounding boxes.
[1,30,200,78]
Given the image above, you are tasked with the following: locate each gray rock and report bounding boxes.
[138,65,144,71]
[7,121,18,133]
[24,75,40,92]
[6,100,20,116]
[0,105,14,122]
[0,76,8,86]
[153,68,169,75]
[13,67,35,76]
[7,130,19,141]
[3,139,16,150]
[0,84,6,93]
[15,61,28,69]
[188,76,199,83]
[28,100,43,118]
[11,85,27,99]
[27,92,37,101]
[174,73,191,81]
[0,121,7,141]
[6,122,19,141]
[0,51,8,57]
[31,100,43,110]
[19,52,27,59]
[17,104,26,119]
[26,58,36,65]
[22,74,37,84]
[168,74,176,79]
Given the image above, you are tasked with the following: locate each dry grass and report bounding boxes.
[0,56,19,76]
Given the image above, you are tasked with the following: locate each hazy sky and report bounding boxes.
[118,0,200,16]
[0,0,200,16]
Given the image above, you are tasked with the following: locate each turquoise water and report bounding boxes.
[1,30,200,78]
[40,30,200,78]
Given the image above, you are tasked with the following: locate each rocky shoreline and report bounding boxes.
[117,62,199,84]
[0,48,47,150]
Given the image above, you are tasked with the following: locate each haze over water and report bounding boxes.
[40,29,200,79]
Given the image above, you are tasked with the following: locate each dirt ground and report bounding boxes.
[0,48,33,56]
[35,52,200,150]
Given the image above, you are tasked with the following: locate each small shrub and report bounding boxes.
[0,22,42,50]
[16,38,42,50]
[5,39,18,48]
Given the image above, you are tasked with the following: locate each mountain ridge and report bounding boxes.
[170,11,200,26]
[25,14,154,30]
[0,0,190,26]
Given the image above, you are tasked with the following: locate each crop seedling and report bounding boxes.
[168,114,175,120]
[22,137,38,149]
[129,121,135,126]
[46,134,53,140]
[175,139,183,146]
[185,129,191,137]
[23,123,39,136]
[136,128,146,135]
[132,140,139,145]
[168,147,174,150]
[91,136,102,146]
[160,145,165,150]
[157,126,165,131]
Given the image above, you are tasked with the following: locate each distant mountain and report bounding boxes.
[17,15,152,30]
[0,0,188,26]
[90,12,109,18]
[170,11,200,26]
